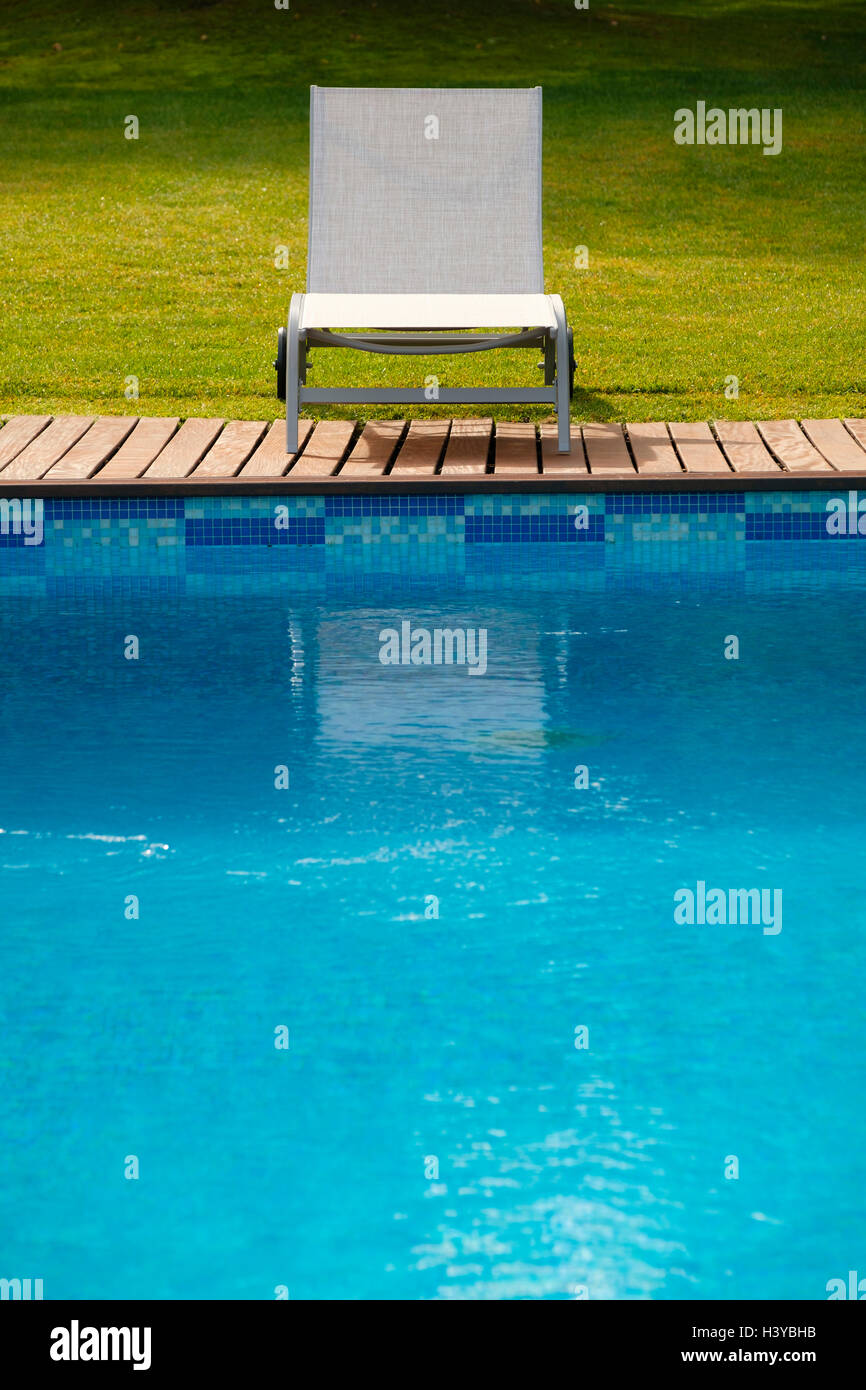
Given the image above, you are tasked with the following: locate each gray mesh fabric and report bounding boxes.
[307,87,544,295]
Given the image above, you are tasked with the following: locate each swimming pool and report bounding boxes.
[1,489,864,1299]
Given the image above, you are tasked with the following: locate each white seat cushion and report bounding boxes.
[300,293,556,331]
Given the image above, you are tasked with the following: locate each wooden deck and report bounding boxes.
[1,415,865,493]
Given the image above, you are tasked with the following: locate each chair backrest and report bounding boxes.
[307,86,544,295]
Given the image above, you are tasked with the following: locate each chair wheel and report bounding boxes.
[568,326,576,399]
[274,326,286,401]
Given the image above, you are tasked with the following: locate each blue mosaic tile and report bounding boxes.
[464,515,604,542]
[0,489,863,597]
[0,532,45,549]
[325,495,464,516]
[186,545,326,575]
[45,575,185,598]
[605,492,744,514]
[746,515,859,540]
[43,498,186,519]
[0,545,46,570]
[185,518,325,546]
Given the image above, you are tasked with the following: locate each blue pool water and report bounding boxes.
[1,571,864,1300]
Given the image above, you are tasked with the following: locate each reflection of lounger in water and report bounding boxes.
[477,729,612,752]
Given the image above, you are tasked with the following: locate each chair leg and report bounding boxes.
[543,331,556,385]
[286,293,304,455]
[550,296,571,454]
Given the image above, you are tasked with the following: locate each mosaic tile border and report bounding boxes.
[1,491,864,593]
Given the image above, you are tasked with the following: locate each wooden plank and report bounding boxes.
[287,419,356,478]
[190,420,268,478]
[809,418,866,469]
[45,416,138,480]
[239,419,313,476]
[800,419,866,472]
[97,417,181,479]
[1,415,94,481]
[388,419,449,476]
[582,423,635,476]
[756,419,833,473]
[626,422,683,475]
[667,421,731,474]
[843,419,866,456]
[439,418,492,476]
[338,420,405,478]
[540,422,589,475]
[713,420,781,474]
[493,421,538,477]
[144,418,225,478]
[0,415,52,471]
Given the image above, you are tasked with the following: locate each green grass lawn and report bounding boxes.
[1,0,864,426]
